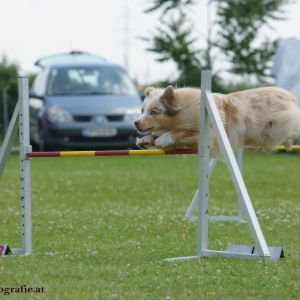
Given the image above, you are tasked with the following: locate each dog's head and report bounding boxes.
[134,86,180,133]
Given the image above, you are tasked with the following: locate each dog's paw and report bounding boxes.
[136,136,155,149]
[154,132,174,149]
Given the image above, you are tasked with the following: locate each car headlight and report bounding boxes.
[47,105,73,123]
[124,108,141,122]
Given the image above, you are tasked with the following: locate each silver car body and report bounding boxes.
[29,52,141,149]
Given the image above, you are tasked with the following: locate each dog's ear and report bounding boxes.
[144,87,155,97]
[160,86,178,115]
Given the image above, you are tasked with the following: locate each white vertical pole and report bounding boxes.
[18,77,32,255]
[205,92,270,256]
[185,159,217,221]
[236,150,244,219]
[0,101,20,177]
[197,69,212,256]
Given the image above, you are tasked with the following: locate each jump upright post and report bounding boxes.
[0,77,32,255]
[164,70,283,261]
[184,150,245,223]
[0,71,283,261]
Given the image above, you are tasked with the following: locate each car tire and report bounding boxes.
[30,139,39,151]
[38,126,52,151]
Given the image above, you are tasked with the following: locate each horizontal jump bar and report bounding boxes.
[276,145,300,151]
[26,145,300,158]
[26,149,198,158]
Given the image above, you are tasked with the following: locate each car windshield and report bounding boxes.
[46,66,137,96]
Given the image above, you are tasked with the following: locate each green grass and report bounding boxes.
[0,152,299,299]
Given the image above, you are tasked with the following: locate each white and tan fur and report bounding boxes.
[134,86,300,157]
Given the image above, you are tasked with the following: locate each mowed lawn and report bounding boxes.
[0,152,299,299]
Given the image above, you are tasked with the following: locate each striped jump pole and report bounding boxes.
[26,149,198,158]
[276,145,300,151]
[26,145,300,158]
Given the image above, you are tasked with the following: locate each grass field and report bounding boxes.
[0,152,299,299]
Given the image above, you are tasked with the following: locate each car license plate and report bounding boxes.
[82,127,117,137]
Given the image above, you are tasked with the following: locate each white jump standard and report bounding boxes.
[184,150,245,223]
[0,77,32,255]
[0,71,283,260]
[165,70,283,261]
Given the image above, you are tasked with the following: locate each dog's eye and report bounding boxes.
[150,110,157,116]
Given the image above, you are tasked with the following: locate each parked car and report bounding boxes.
[29,51,141,150]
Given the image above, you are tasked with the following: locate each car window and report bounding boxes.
[46,67,137,96]
[32,70,48,96]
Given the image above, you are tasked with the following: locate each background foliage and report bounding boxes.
[0,56,19,134]
[0,56,35,136]
[144,0,292,89]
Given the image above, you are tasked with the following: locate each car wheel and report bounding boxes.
[30,139,39,151]
[38,126,52,151]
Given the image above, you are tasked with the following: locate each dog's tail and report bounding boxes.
[276,108,300,134]
[269,109,300,148]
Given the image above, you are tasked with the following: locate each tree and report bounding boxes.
[0,56,19,135]
[215,0,290,80]
[142,12,203,86]
[144,0,195,14]
[0,55,19,91]
[144,0,291,87]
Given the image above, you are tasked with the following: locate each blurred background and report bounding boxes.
[0,0,300,149]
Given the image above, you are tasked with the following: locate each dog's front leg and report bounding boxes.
[136,135,156,149]
[155,130,199,149]
[154,132,175,149]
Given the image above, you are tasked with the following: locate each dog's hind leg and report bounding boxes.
[282,136,293,151]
